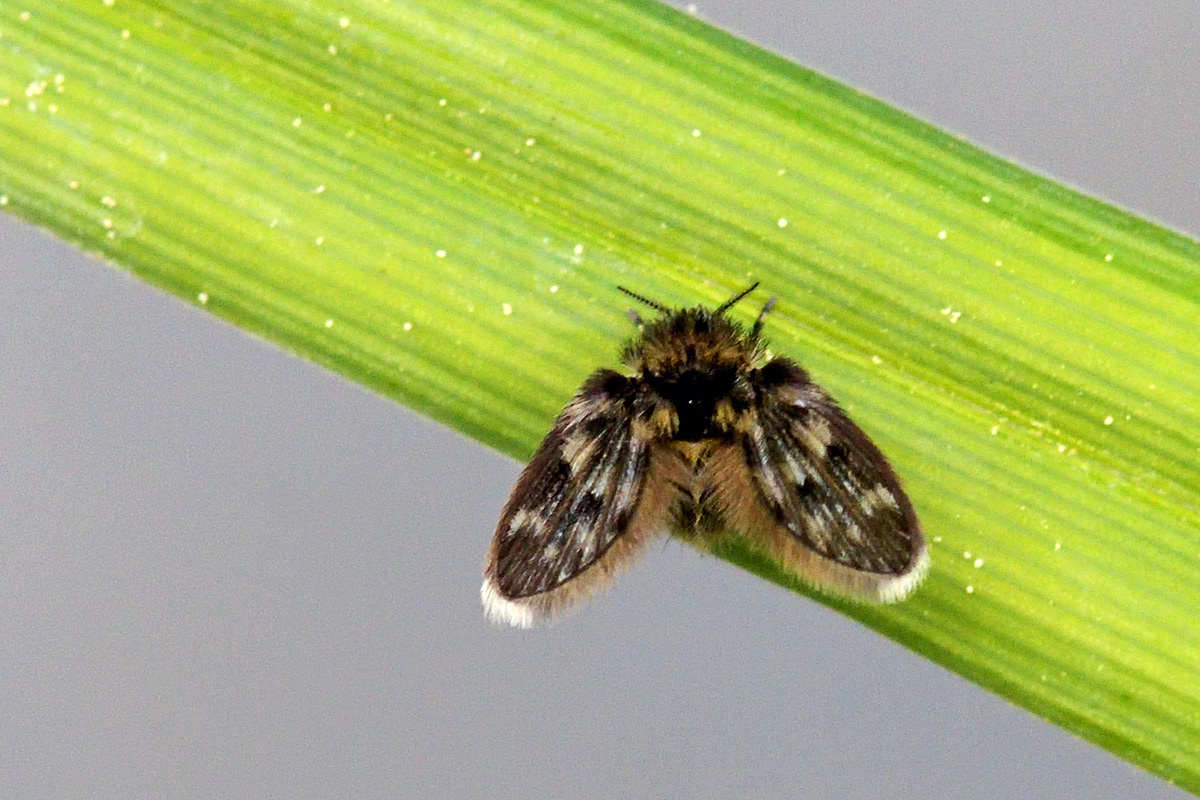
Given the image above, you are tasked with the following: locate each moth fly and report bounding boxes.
[482,284,928,627]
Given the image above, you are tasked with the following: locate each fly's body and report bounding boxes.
[482,285,928,628]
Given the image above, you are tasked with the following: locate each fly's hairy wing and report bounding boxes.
[482,370,675,627]
[715,359,929,602]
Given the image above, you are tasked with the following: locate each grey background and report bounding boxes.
[2,1,1196,798]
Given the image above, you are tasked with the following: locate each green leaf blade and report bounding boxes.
[2,0,1199,791]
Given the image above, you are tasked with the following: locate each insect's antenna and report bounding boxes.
[716,282,761,315]
[617,286,673,314]
[752,296,778,338]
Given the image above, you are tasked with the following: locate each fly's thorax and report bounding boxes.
[638,366,757,440]
[621,309,764,441]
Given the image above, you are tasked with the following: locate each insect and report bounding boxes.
[482,284,928,627]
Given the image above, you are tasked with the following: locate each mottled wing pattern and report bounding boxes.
[735,359,928,601]
[482,370,662,627]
